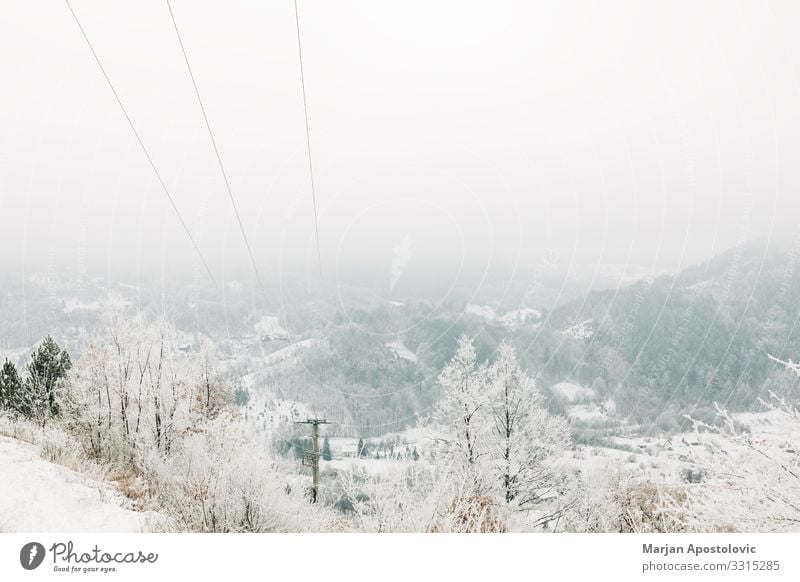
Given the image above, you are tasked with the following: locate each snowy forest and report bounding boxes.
[3,240,800,533]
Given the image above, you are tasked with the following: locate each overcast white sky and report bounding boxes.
[2,1,800,289]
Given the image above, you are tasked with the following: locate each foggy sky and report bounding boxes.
[2,0,800,290]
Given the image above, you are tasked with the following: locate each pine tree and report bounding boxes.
[22,336,72,423]
[321,434,333,461]
[411,446,419,461]
[0,359,22,411]
[357,437,369,458]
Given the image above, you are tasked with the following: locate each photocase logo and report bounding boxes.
[389,235,413,291]
[20,542,46,570]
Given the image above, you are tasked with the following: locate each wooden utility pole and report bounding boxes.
[296,418,330,503]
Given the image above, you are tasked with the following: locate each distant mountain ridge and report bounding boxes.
[530,238,800,429]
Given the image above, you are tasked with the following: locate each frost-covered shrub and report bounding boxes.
[0,411,37,444]
[0,412,107,481]
[616,483,690,533]
[143,415,331,532]
[430,496,507,533]
[560,462,695,533]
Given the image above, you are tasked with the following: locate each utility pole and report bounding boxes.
[296,418,330,503]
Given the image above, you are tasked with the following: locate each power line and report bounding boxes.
[293,0,324,285]
[64,0,217,286]
[165,0,266,291]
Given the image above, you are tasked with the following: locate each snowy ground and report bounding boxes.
[560,410,800,486]
[317,409,800,491]
[0,436,157,532]
[321,457,417,475]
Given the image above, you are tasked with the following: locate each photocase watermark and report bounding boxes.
[18,540,158,575]
[20,542,46,570]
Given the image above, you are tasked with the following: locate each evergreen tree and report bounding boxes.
[234,386,251,406]
[22,336,72,421]
[0,359,22,411]
[411,446,419,461]
[357,437,369,458]
[321,434,332,461]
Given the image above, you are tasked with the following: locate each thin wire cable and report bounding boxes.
[293,0,324,285]
[64,0,217,286]
[165,0,266,291]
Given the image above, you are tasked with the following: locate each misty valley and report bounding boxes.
[2,238,800,533]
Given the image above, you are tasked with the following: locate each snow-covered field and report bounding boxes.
[0,436,157,532]
[254,315,290,340]
[322,457,416,475]
[551,381,596,402]
[464,304,541,328]
[567,404,608,422]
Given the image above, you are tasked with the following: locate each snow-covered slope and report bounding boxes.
[561,319,593,340]
[254,315,289,340]
[386,339,417,362]
[265,338,317,364]
[0,436,156,532]
[464,304,541,328]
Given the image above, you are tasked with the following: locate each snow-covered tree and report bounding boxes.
[436,334,489,470]
[64,341,111,458]
[432,337,571,529]
[486,342,569,511]
[192,339,230,420]
[64,312,229,464]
